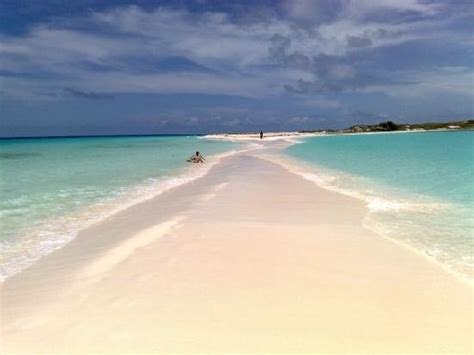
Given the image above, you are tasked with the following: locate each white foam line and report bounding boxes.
[361,216,474,286]
[257,152,473,286]
[0,144,256,282]
[202,132,317,142]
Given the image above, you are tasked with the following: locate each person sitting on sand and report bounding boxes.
[187,151,205,163]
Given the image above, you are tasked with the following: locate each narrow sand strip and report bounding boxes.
[1,154,472,353]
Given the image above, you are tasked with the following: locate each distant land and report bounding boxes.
[209,120,474,139]
[300,119,474,134]
[3,120,473,140]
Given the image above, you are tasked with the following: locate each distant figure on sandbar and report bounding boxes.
[187,151,205,163]
[260,131,264,139]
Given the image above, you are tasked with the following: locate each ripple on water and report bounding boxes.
[0,152,40,159]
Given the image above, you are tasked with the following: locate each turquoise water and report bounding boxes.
[286,131,474,279]
[0,135,239,280]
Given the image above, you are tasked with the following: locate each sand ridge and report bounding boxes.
[1,153,472,353]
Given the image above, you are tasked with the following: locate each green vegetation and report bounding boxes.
[300,120,474,134]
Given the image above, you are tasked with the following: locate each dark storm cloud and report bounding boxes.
[268,34,312,69]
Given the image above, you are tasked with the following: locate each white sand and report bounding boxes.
[1,152,472,353]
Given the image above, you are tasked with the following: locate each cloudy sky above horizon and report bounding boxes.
[1,0,473,136]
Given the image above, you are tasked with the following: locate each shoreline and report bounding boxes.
[204,127,474,142]
[2,135,472,284]
[259,152,474,285]
[1,151,472,353]
[2,135,472,285]
[0,145,253,283]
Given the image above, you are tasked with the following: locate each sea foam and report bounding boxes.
[0,137,249,282]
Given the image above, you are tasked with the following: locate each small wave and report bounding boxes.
[272,156,448,213]
[265,153,473,282]
[246,142,266,150]
[0,147,247,282]
[283,137,306,144]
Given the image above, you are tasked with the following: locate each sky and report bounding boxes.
[0,0,473,137]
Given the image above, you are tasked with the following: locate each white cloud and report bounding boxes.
[0,3,471,102]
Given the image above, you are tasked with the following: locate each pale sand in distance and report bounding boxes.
[1,139,473,353]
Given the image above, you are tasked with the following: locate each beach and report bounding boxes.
[1,142,472,353]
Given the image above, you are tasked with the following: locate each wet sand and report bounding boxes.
[1,153,472,353]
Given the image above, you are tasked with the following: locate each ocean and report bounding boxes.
[2,131,473,282]
[0,135,240,281]
[285,130,474,280]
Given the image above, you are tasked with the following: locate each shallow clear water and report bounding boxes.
[0,135,239,280]
[286,130,474,279]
